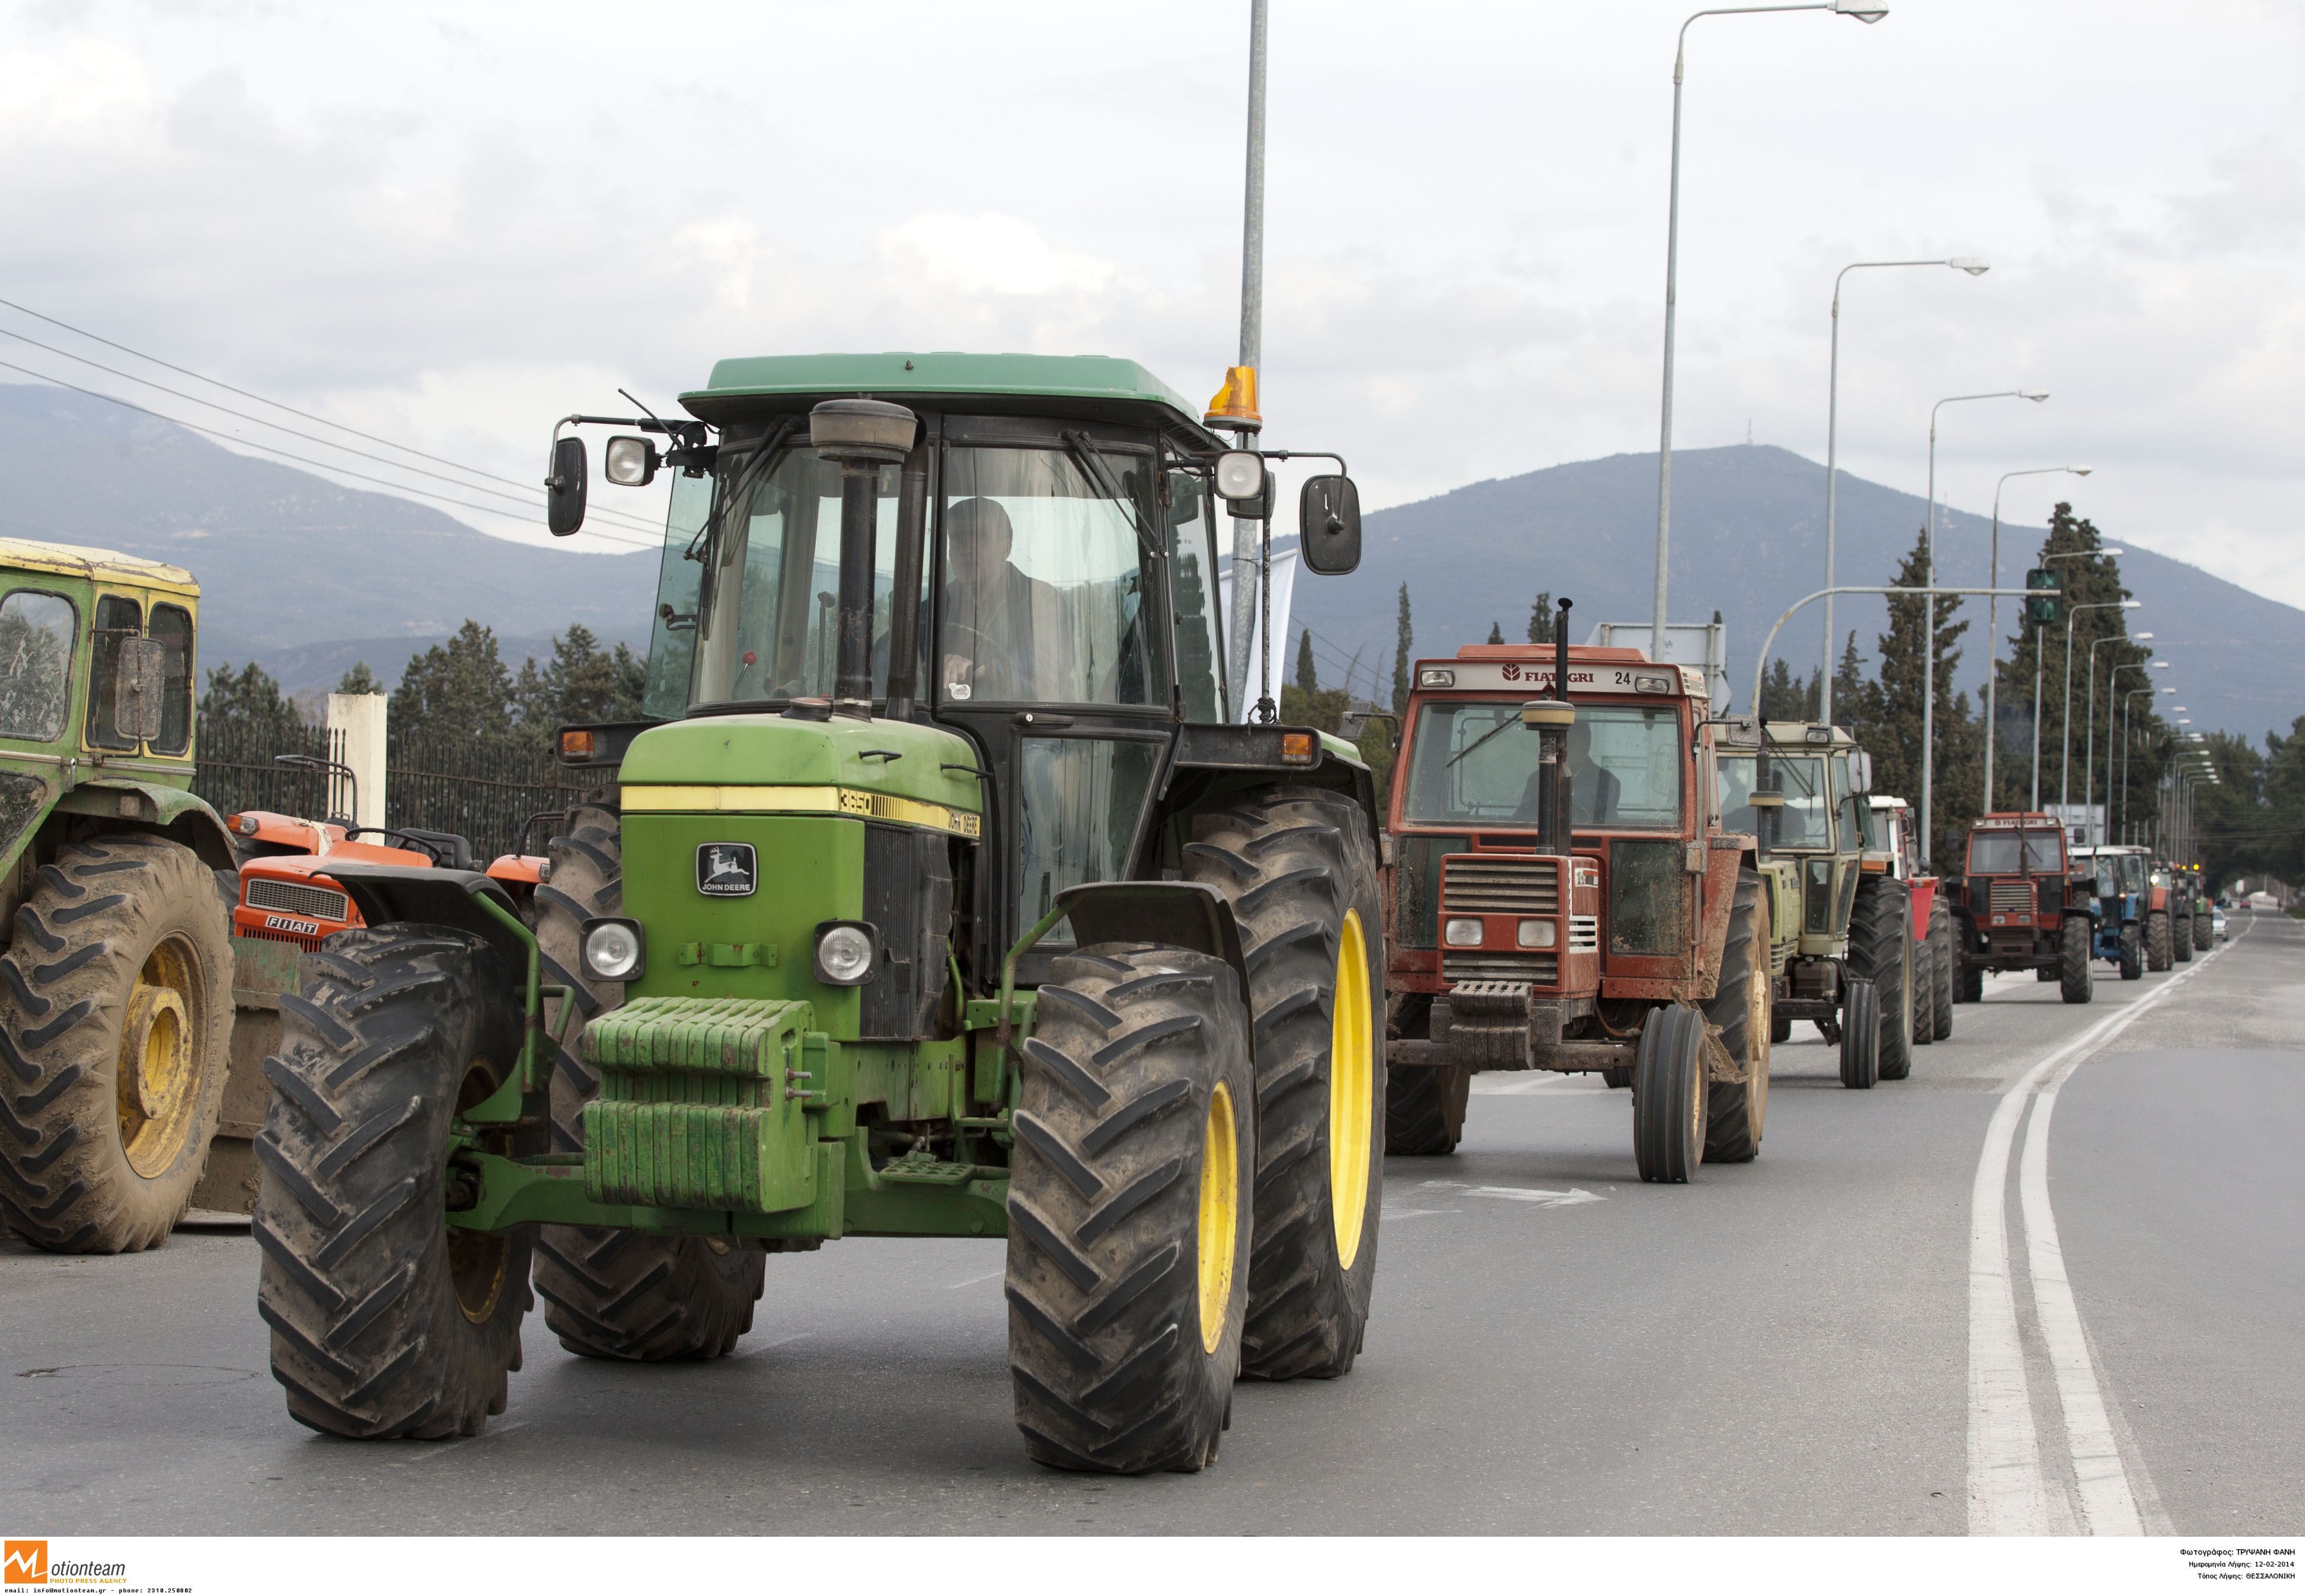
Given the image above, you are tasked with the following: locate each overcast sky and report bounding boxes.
[2,1,2298,619]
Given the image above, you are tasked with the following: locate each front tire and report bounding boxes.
[1838,980,1881,1090]
[2060,915,2095,1004]
[2193,906,2213,952]
[2146,911,2172,972]
[1005,943,1255,1474]
[1182,787,1384,1382]
[1633,1003,1707,1183]
[2173,914,2194,963]
[2118,923,2143,981]
[1849,877,1912,1082]
[0,834,234,1253]
[1384,1064,1470,1154]
[255,927,530,1439]
[1701,869,1769,1164]
[1929,900,1955,1040]
[529,799,765,1361]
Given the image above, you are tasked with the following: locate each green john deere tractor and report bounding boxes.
[251,353,1385,1473]
[0,539,291,1252]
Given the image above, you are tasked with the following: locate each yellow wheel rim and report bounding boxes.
[1195,1082,1239,1355]
[1329,909,1374,1271]
[117,936,204,1179]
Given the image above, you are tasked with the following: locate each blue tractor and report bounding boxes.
[2071,844,2148,982]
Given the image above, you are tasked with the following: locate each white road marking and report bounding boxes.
[945,1269,1004,1289]
[1966,933,2233,1535]
[1466,1185,1604,1208]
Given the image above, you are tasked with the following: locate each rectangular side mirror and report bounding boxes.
[1299,474,1361,574]
[546,436,588,536]
[1846,749,1873,795]
[114,636,165,742]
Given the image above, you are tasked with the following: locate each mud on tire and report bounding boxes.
[529,799,765,1361]
[1005,943,1256,1474]
[0,834,233,1253]
[254,927,530,1439]
[1182,786,1384,1382]
[1701,869,1769,1164]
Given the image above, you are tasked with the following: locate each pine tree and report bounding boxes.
[1990,503,2140,817]
[1527,592,1554,645]
[1870,530,1978,861]
[1758,658,1821,721]
[1294,627,1318,695]
[336,661,381,695]
[391,621,515,743]
[1391,583,1413,714]
[200,660,304,736]
[1486,621,1504,645]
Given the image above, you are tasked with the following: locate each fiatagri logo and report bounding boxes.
[4,1540,127,1588]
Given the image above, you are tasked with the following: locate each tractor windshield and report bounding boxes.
[1969,830,2064,876]
[1402,700,1682,829]
[1717,754,1830,848]
[937,443,1164,707]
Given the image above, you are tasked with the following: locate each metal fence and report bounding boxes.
[194,722,586,862]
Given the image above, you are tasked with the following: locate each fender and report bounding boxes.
[53,777,238,870]
[292,859,535,981]
[1040,880,1251,1013]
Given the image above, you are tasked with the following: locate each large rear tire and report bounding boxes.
[1838,980,1880,1090]
[1849,877,1912,1082]
[0,834,234,1253]
[529,799,765,1361]
[1633,1003,1707,1183]
[1910,913,1937,1050]
[2146,910,2172,972]
[1701,870,1768,1164]
[2118,923,2143,981]
[1182,787,1384,1382]
[255,927,530,1439]
[2060,915,2095,1004]
[2173,914,2194,963]
[2194,906,2213,952]
[1005,943,1255,1474]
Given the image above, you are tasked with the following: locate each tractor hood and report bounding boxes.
[620,714,985,822]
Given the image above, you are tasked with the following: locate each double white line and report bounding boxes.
[1966,933,2234,1535]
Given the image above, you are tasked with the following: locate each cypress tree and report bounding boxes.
[1391,583,1413,713]
[1527,592,1554,645]
[1294,627,1318,695]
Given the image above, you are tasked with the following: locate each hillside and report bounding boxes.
[1291,443,2305,743]
[0,384,657,684]
[1,382,2293,738]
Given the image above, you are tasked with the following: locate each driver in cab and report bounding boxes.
[940,496,1069,702]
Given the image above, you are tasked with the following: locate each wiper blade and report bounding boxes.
[694,416,797,564]
[1447,714,1523,768]
[1061,430,1162,558]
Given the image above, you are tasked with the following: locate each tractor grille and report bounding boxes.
[1442,854,1560,914]
[1988,880,2036,915]
[1444,950,1559,986]
[244,877,351,923]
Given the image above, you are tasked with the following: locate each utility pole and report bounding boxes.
[1222,0,1269,719]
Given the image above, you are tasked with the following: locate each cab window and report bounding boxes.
[148,604,194,756]
[0,589,76,743]
[2023,831,2063,873]
[84,593,143,751]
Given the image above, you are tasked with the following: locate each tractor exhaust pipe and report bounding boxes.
[1522,596,1576,856]
[810,399,920,717]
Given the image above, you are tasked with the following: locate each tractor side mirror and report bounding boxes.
[546,436,588,536]
[1298,474,1362,575]
[604,435,658,487]
[1846,749,1874,794]
[114,636,166,743]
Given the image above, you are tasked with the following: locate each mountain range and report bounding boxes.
[0,382,2294,741]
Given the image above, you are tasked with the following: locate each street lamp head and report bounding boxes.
[2121,600,2141,609]
[1948,257,1990,275]
[1831,0,1890,20]
[2098,547,2124,556]
[2071,467,2092,476]
[2132,631,2154,641]
[2152,660,2171,669]
[2020,390,2050,402]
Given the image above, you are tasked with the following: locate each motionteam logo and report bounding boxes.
[2,1542,44,1585]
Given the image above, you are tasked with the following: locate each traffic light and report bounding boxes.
[2025,567,2063,624]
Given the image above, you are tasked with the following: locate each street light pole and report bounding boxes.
[1818,256,1989,723]
[1653,0,1888,662]
[2084,631,2150,847]
[2061,597,2138,818]
[1985,465,2089,807]
[2124,686,2175,842]
[1920,388,2047,863]
[2032,549,2121,810]
[2104,658,2155,845]
[1222,0,1269,718]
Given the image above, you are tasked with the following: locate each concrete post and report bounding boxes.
[327,692,387,837]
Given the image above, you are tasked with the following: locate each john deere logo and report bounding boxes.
[696,842,756,898]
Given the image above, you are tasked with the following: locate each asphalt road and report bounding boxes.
[4,915,2295,1535]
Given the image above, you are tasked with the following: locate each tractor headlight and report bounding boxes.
[1443,917,1484,947]
[581,917,644,982]
[1517,918,1557,949]
[813,921,878,985]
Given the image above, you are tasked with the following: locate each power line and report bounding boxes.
[0,357,662,552]
[0,321,656,537]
